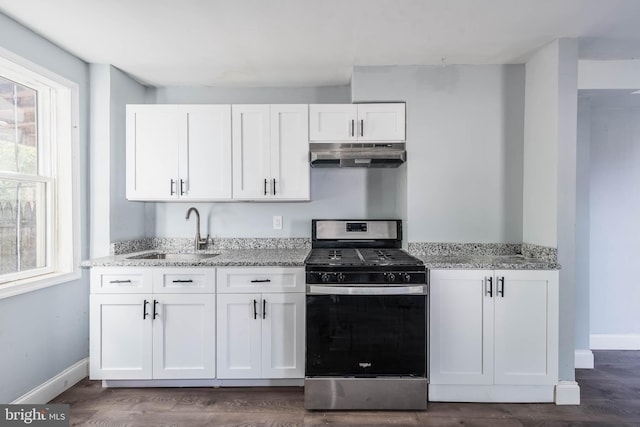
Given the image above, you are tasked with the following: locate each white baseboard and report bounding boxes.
[575,349,594,369]
[11,358,88,404]
[555,381,580,405]
[590,334,640,350]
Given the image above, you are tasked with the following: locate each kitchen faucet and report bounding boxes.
[185,207,209,251]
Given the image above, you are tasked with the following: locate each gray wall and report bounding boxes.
[146,85,368,239]
[575,97,591,352]
[523,39,579,381]
[108,67,152,242]
[90,65,149,256]
[0,12,90,403]
[589,102,640,336]
[351,64,525,244]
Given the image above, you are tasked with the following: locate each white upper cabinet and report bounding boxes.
[309,104,358,141]
[126,105,180,200]
[126,105,232,201]
[309,103,405,142]
[232,104,309,201]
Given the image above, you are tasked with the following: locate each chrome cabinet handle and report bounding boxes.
[485,277,493,297]
[262,299,266,319]
[351,119,355,137]
[170,179,176,195]
[180,179,186,195]
[272,179,276,196]
[360,119,364,137]
[263,179,267,195]
[253,299,258,319]
[497,276,505,297]
[153,299,159,319]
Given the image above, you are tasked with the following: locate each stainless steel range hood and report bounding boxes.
[309,143,406,168]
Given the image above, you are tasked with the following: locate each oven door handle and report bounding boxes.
[307,285,427,295]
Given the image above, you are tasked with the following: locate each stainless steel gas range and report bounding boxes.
[304,219,428,410]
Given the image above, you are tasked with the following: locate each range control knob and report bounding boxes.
[321,273,331,283]
[337,273,346,282]
[386,273,396,282]
[403,273,411,283]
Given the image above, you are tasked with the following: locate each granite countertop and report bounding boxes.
[81,248,310,268]
[416,254,560,270]
[82,239,559,270]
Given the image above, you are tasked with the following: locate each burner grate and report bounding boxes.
[328,250,342,260]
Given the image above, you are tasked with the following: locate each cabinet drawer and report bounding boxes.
[152,268,215,293]
[91,268,153,294]
[216,267,305,293]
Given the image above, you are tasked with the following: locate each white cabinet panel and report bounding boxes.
[152,268,215,294]
[270,105,309,200]
[429,270,493,385]
[91,267,153,294]
[309,104,357,141]
[126,105,232,201]
[90,268,216,381]
[357,103,405,141]
[261,293,305,378]
[217,293,262,379]
[232,105,271,199]
[494,270,558,386]
[183,105,232,199]
[152,294,215,379]
[429,269,559,394]
[126,106,180,199]
[232,104,309,201]
[309,103,405,142]
[90,294,153,380]
[216,267,305,294]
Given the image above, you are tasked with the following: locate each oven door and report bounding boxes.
[306,286,427,378]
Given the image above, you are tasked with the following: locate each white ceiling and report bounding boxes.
[1,0,640,88]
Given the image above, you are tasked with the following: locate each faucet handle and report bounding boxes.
[198,234,210,250]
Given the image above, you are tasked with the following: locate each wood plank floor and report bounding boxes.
[50,351,640,426]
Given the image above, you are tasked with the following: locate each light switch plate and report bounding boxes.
[273,215,283,230]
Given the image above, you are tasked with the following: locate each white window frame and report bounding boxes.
[0,47,80,299]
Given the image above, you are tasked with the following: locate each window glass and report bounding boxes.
[0,76,38,175]
[0,179,46,275]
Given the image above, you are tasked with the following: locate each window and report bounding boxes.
[0,49,79,294]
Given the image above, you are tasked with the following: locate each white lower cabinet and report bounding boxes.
[429,269,559,402]
[90,268,216,380]
[216,267,305,379]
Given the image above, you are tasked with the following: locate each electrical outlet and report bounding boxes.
[273,215,283,230]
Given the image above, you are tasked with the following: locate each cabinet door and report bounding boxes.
[181,105,232,200]
[126,105,180,200]
[356,103,405,141]
[152,294,215,379]
[90,294,152,380]
[232,105,271,199]
[261,293,305,378]
[217,293,262,378]
[270,105,310,200]
[493,270,558,385]
[309,104,357,141]
[429,269,494,385]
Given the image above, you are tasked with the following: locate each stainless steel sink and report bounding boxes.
[127,252,219,260]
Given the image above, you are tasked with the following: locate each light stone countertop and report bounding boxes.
[417,254,560,270]
[81,248,310,268]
